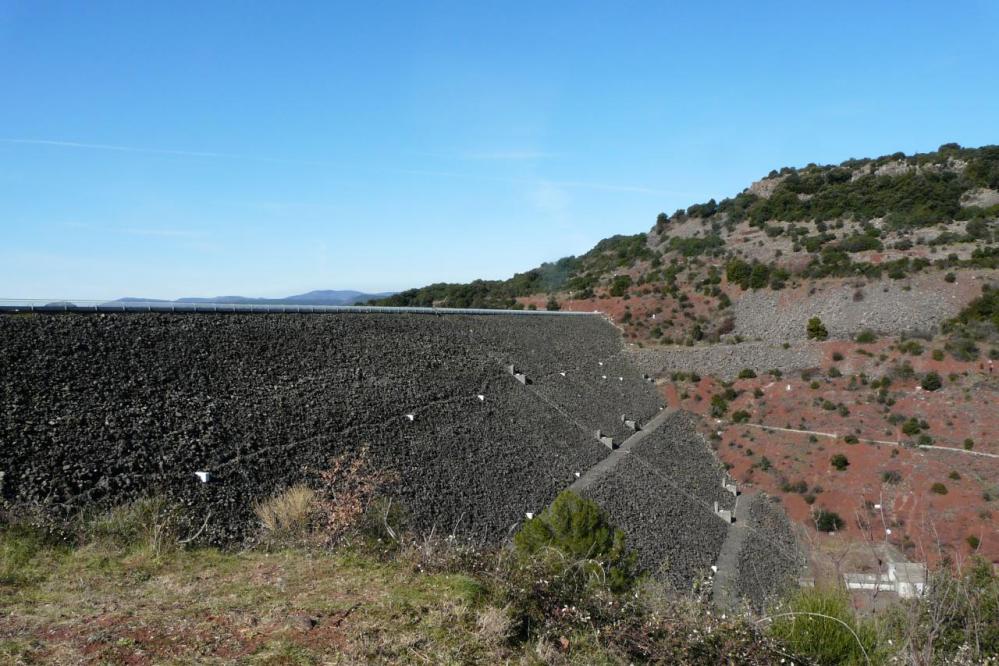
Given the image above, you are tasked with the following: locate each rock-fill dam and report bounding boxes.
[0,311,801,598]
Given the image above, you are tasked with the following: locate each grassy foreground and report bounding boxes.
[2,532,498,663]
[2,490,997,664]
[0,528,784,664]
[0,492,795,665]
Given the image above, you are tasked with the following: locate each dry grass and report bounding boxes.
[0,531,503,664]
[254,484,316,536]
[476,604,513,646]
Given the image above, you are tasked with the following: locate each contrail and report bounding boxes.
[0,138,331,166]
[1,138,681,196]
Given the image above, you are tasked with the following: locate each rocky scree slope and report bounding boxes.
[735,493,804,609]
[578,411,746,591]
[0,312,668,548]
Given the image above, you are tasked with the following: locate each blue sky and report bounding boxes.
[2,1,997,299]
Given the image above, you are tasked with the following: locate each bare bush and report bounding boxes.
[311,445,397,545]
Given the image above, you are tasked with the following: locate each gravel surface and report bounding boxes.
[0,312,660,544]
[735,493,805,608]
[532,354,664,442]
[578,411,732,590]
[626,342,820,381]
[732,275,982,342]
[1,312,804,602]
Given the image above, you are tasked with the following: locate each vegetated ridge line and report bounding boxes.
[740,422,999,459]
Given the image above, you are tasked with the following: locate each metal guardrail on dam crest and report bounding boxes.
[0,299,598,317]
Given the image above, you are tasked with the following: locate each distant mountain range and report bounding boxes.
[113,289,396,306]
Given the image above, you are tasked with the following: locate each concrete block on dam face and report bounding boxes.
[619,414,639,432]
[595,430,617,449]
[714,501,735,523]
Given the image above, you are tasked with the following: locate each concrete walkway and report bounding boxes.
[569,406,678,493]
[710,492,747,610]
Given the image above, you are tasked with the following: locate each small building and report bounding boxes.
[888,562,927,599]
[843,560,927,599]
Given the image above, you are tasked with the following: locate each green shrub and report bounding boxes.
[732,410,751,423]
[946,335,979,361]
[831,454,850,471]
[930,482,948,495]
[738,368,757,379]
[710,394,729,418]
[837,233,883,253]
[921,372,943,391]
[0,525,60,586]
[814,509,845,532]
[951,284,999,330]
[608,274,632,298]
[882,470,902,484]
[81,496,180,552]
[901,418,922,436]
[513,491,635,593]
[768,588,883,665]
[855,329,877,343]
[807,317,829,341]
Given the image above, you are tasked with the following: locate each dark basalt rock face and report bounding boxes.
[0,312,663,545]
[1,312,805,597]
[736,494,805,608]
[578,411,733,590]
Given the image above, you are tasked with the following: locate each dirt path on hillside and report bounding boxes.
[741,422,999,460]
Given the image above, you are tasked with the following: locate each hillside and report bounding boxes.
[373,143,999,593]
[374,143,998,344]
